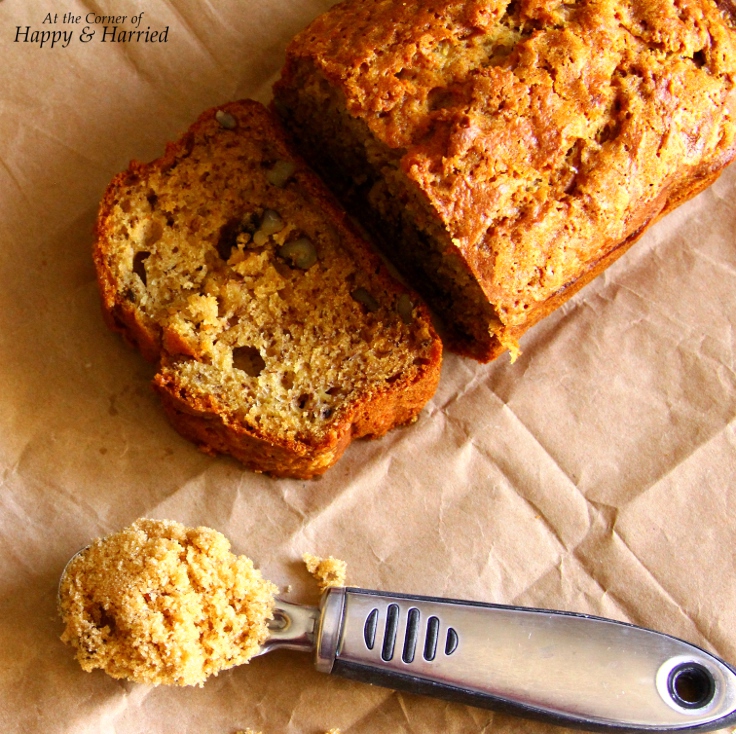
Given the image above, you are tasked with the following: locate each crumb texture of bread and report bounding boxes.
[94,100,441,476]
[274,0,736,360]
[303,552,347,591]
[58,519,278,686]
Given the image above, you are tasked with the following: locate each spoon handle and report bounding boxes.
[315,587,736,732]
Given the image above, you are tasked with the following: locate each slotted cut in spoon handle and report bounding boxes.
[315,588,736,732]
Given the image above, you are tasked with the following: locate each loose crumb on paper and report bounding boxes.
[303,552,347,591]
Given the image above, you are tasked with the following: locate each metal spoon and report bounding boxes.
[261,588,736,732]
[60,553,736,732]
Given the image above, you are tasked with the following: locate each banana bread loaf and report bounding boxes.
[94,100,441,478]
[274,0,736,361]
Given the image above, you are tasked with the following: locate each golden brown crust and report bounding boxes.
[93,100,441,477]
[478,165,727,359]
[275,0,736,361]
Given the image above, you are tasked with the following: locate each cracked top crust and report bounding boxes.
[285,0,736,327]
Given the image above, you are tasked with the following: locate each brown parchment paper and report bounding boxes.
[1,1,736,733]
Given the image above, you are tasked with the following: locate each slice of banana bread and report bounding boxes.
[274,0,736,361]
[94,100,441,478]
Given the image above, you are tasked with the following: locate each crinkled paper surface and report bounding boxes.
[1,1,735,733]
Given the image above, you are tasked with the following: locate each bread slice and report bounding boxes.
[93,100,442,478]
[273,0,736,361]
